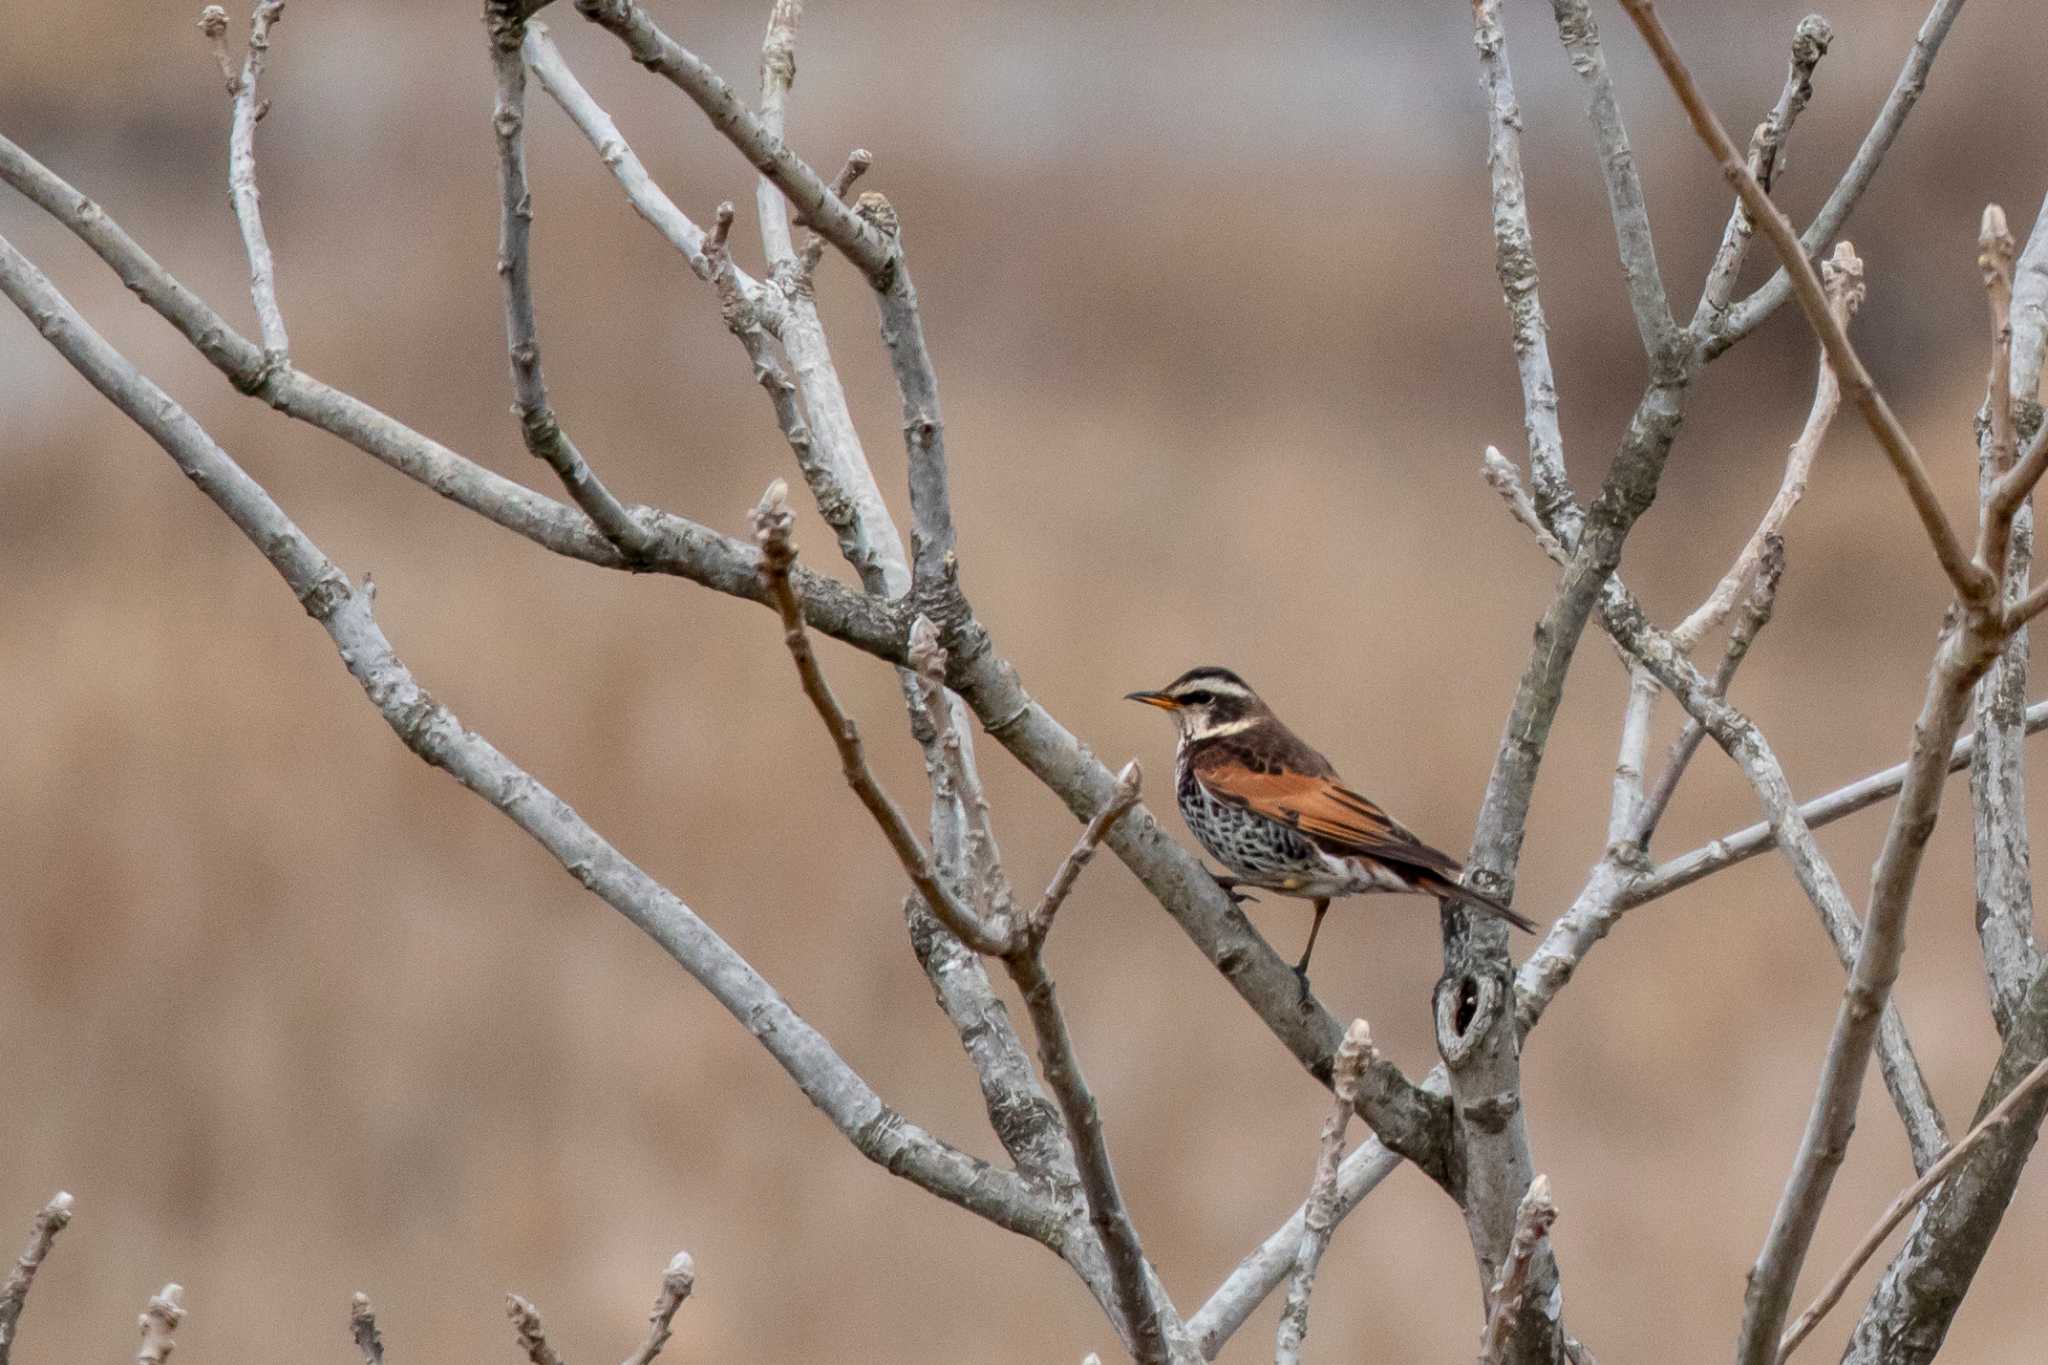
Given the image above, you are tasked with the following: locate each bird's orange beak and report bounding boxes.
[1125,690,1180,710]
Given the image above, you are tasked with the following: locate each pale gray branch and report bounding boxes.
[1626,698,2048,907]
[1549,0,1678,367]
[1477,1175,1558,1365]
[1973,193,2048,1034]
[0,132,900,655]
[0,1192,73,1365]
[621,1253,695,1365]
[1473,0,1573,529]
[1618,0,1991,608]
[136,1286,184,1365]
[1273,1021,1371,1365]
[0,237,1062,1245]
[1780,1052,2048,1362]
[573,0,894,284]
[1711,0,1969,357]
[1692,14,1831,334]
[488,9,655,560]
[221,0,289,362]
[349,1293,384,1365]
[507,1294,567,1365]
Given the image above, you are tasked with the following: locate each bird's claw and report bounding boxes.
[1209,870,1259,905]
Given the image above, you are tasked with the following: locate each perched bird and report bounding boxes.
[1127,665,1535,982]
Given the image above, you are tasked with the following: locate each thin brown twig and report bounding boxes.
[750,481,1007,955]
[622,1253,696,1365]
[136,1285,185,1365]
[506,1294,567,1365]
[0,1192,73,1365]
[1477,1176,1558,1365]
[349,1292,385,1365]
[1617,0,1993,608]
[1777,1051,2048,1362]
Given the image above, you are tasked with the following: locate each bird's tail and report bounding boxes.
[1424,874,1537,933]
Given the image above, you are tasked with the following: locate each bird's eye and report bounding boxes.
[1181,690,1214,706]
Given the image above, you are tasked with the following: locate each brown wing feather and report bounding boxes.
[1190,752,1536,931]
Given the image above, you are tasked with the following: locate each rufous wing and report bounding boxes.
[1189,752,1536,930]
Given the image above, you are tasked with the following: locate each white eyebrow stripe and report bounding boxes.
[1175,679,1253,699]
[1187,715,1261,739]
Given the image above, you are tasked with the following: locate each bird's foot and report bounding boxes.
[1292,964,1314,1006]
[1209,870,1259,905]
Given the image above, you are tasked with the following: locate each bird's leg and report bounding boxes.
[1209,869,1259,905]
[1294,898,1330,996]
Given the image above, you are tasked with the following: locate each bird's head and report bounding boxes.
[1125,666,1268,742]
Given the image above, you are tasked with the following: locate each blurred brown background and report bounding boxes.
[4,1,2046,1360]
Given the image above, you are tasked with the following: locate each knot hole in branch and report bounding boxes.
[1434,968,1506,1070]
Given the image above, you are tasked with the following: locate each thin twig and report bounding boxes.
[1188,1131,1407,1357]
[0,233,1063,1246]
[1712,0,1969,356]
[487,8,655,560]
[506,1294,568,1365]
[1026,761,1142,946]
[1977,206,2021,584]
[1007,943,1172,1364]
[1777,1052,2048,1362]
[1692,15,1832,333]
[1672,244,1861,653]
[1628,698,2048,906]
[750,481,1007,955]
[622,1253,695,1365]
[196,7,236,89]
[1473,0,1574,530]
[1481,448,1571,568]
[1550,0,1679,366]
[136,1285,184,1365]
[0,1192,73,1365]
[573,0,894,284]
[1618,0,1992,608]
[1633,534,1784,846]
[349,1293,385,1365]
[1274,1021,1372,1365]
[1477,1176,1558,1365]
[221,0,289,363]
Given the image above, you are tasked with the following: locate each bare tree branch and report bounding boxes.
[1273,1020,1371,1365]
[1476,1175,1558,1365]
[752,482,1008,956]
[1779,1052,2048,1362]
[0,235,1064,1245]
[1473,0,1573,529]
[0,1193,73,1365]
[349,1293,385,1365]
[0,134,900,655]
[1187,1134,1406,1358]
[572,0,894,284]
[136,1285,184,1365]
[621,1253,695,1365]
[487,7,656,561]
[1843,965,2048,1362]
[1972,195,2048,1034]
[1618,0,1993,609]
[1624,698,2048,907]
[215,0,290,363]
[1671,245,1860,654]
[1692,14,1832,333]
[507,1294,568,1365]
[1710,0,1969,357]
[1549,0,1679,366]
